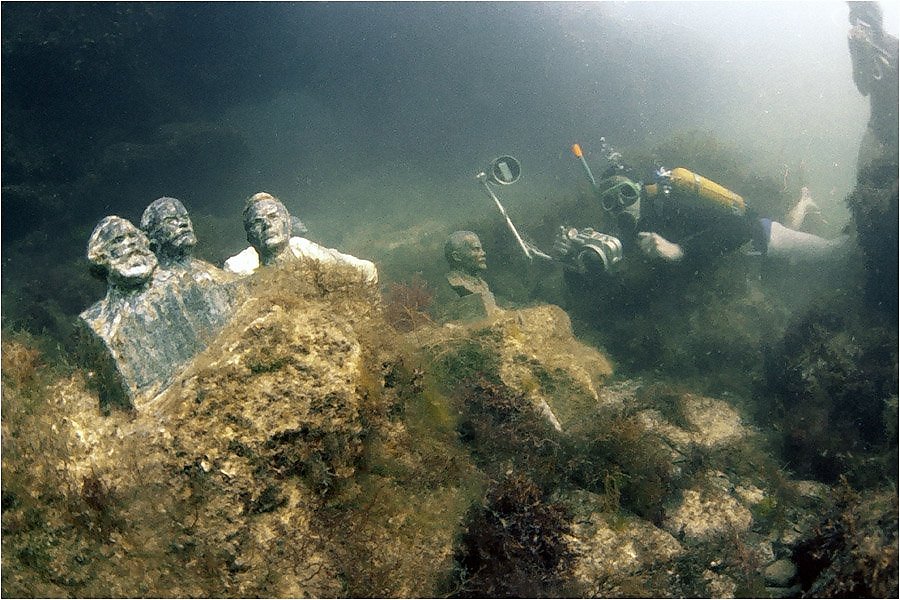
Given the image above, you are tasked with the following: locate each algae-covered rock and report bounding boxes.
[565,491,684,596]
[663,472,755,542]
[764,303,898,485]
[418,303,614,433]
[4,263,882,598]
[636,392,751,457]
[2,259,499,598]
[764,557,797,587]
[792,485,898,598]
[149,293,367,496]
[496,304,614,430]
[4,262,380,596]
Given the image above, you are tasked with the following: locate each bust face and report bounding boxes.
[145,199,197,259]
[245,199,290,257]
[96,220,158,289]
[452,233,487,275]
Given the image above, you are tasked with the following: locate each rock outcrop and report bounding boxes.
[3,264,891,598]
[414,303,613,433]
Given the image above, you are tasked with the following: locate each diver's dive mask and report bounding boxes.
[597,176,641,212]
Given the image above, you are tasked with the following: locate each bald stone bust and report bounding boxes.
[442,231,498,321]
[444,231,493,298]
[140,196,200,269]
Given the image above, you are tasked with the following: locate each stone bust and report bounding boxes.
[225,191,378,282]
[81,212,241,408]
[80,216,162,407]
[444,230,492,298]
[87,216,158,294]
[140,196,199,269]
[244,192,293,266]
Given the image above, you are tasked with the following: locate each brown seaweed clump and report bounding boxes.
[792,482,898,598]
[456,376,564,488]
[763,303,898,487]
[450,472,575,598]
[383,273,434,332]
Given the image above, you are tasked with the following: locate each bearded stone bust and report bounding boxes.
[79,211,240,409]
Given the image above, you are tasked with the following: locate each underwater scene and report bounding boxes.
[1,2,897,597]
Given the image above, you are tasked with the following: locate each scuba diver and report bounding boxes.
[554,139,848,273]
[477,143,847,280]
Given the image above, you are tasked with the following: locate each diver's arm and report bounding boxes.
[637,231,684,262]
[633,185,682,262]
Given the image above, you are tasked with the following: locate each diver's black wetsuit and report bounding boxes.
[632,182,768,260]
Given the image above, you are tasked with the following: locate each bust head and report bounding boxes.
[87,216,157,289]
[445,231,487,276]
[140,197,197,265]
[243,192,291,264]
[848,1,882,32]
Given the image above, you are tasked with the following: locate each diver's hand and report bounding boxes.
[637,232,684,261]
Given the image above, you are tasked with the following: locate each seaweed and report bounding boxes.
[455,376,564,488]
[449,472,575,598]
[384,273,434,332]
[566,409,674,524]
[792,480,898,598]
[428,332,503,388]
[764,304,899,486]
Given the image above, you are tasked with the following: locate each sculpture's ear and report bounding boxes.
[450,250,462,264]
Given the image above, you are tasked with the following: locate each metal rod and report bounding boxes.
[577,154,597,188]
[478,175,533,260]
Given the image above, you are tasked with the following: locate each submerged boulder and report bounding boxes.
[416,303,614,432]
[564,490,684,597]
[3,262,384,597]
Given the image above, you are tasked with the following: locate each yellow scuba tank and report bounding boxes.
[649,167,747,217]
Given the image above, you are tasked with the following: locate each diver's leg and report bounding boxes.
[785,187,821,230]
[764,220,849,262]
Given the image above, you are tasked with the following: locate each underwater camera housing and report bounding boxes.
[553,226,623,274]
